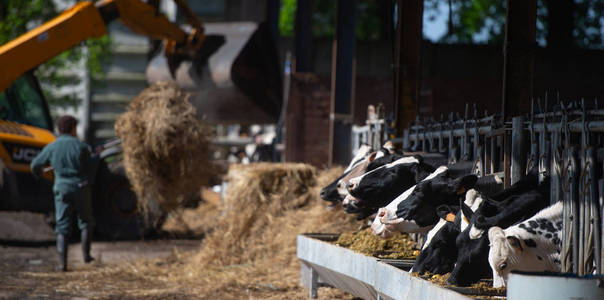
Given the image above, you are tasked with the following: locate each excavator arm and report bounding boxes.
[0,0,206,93]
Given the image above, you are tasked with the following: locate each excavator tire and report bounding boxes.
[92,160,160,240]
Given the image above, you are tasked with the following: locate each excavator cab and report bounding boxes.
[0,72,55,212]
[0,72,53,132]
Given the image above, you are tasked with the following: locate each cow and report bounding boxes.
[411,188,486,275]
[447,171,550,286]
[320,144,372,203]
[320,142,400,205]
[370,166,482,238]
[343,156,436,216]
[488,201,563,287]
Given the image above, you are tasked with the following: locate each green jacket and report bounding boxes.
[30,134,91,189]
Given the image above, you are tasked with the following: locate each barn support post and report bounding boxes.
[266,0,280,43]
[328,0,357,166]
[295,0,312,72]
[394,0,423,136]
[501,0,536,120]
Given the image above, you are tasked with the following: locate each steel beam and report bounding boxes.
[328,0,356,166]
[394,0,423,135]
[501,0,537,120]
[295,0,312,72]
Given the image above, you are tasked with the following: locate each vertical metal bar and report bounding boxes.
[403,129,410,150]
[561,146,571,273]
[295,0,312,72]
[551,131,561,205]
[504,131,512,188]
[462,103,470,160]
[570,147,580,274]
[485,136,492,174]
[511,116,527,185]
[528,99,538,173]
[588,147,601,274]
[448,113,456,164]
[580,101,590,275]
[600,177,604,275]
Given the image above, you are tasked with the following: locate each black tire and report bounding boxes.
[93,161,159,240]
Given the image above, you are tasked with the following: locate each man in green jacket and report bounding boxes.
[31,115,94,271]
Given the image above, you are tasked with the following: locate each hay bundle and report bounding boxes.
[115,82,214,212]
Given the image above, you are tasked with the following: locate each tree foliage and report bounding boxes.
[424,0,604,48]
[0,0,112,109]
[279,0,392,41]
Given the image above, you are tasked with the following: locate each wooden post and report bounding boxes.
[394,0,423,136]
[328,0,357,166]
[501,0,537,120]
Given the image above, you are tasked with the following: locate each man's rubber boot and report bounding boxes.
[81,228,94,263]
[56,234,68,272]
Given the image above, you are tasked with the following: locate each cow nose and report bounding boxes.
[320,189,326,198]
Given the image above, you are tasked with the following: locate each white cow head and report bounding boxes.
[488,227,550,288]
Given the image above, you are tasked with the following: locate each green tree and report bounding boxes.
[425,0,604,48]
[279,0,391,41]
[0,0,111,109]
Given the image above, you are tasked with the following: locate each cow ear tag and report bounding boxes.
[506,236,524,252]
[456,187,466,195]
[445,213,456,222]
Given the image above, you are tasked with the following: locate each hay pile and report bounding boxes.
[335,228,418,259]
[178,163,359,297]
[115,82,215,212]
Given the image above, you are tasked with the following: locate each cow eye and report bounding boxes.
[499,262,507,270]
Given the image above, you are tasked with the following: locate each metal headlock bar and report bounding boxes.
[351,99,604,276]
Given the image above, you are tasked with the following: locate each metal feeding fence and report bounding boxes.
[352,99,604,277]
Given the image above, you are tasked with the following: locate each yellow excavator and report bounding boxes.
[0,0,225,239]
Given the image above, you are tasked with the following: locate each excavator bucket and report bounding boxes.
[146,22,283,124]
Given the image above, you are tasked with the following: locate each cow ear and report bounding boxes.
[506,236,524,252]
[382,140,396,154]
[454,175,478,195]
[436,205,458,222]
[488,227,505,244]
[368,151,378,162]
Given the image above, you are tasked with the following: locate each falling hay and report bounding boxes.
[189,163,360,292]
[115,82,215,213]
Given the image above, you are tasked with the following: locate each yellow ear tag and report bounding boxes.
[446,213,456,222]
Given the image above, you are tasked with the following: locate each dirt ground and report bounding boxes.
[0,186,358,299]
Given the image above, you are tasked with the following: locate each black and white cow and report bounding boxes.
[447,171,550,286]
[369,166,478,237]
[320,143,400,205]
[411,188,486,275]
[488,201,563,287]
[320,144,373,203]
[343,156,436,215]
